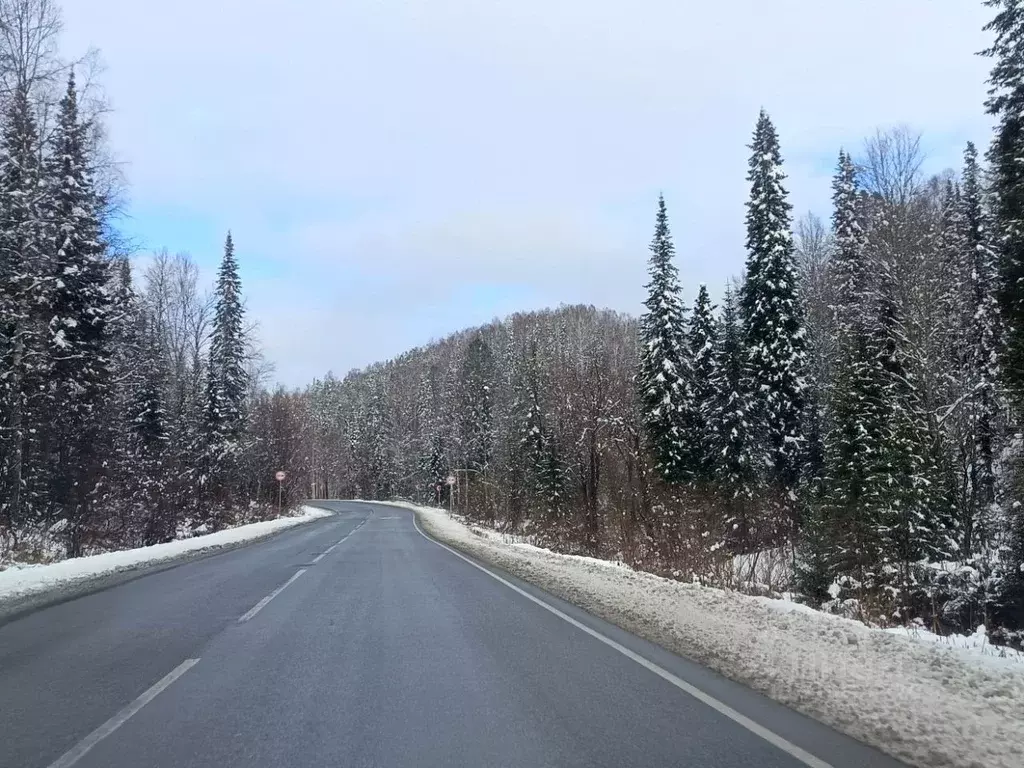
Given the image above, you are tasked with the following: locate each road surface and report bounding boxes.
[0,501,905,768]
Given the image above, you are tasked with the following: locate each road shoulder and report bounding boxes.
[388,500,1023,768]
[0,507,335,626]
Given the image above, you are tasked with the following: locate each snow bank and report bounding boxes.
[398,502,1024,768]
[883,624,1024,670]
[0,505,333,603]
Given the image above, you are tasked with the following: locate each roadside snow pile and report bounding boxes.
[0,505,333,603]
[884,624,1024,669]
[400,502,1024,768]
[466,523,634,573]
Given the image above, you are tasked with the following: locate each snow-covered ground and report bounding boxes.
[464,517,1024,666]
[0,505,333,603]
[883,623,1024,667]
[396,502,1024,768]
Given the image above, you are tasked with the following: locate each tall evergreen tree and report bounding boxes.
[132,313,172,543]
[688,284,718,481]
[961,142,1003,552]
[206,232,247,444]
[985,0,1024,408]
[425,433,449,506]
[0,81,47,534]
[815,152,889,595]
[132,317,169,461]
[819,328,888,592]
[459,333,495,474]
[366,376,396,499]
[44,72,113,555]
[708,283,758,541]
[105,257,146,535]
[202,232,247,520]
[740,110,807,487]
[935,178,977,562]
[876,290,954,582]
[942,179,970,335]
[831,150,869,331]
[637,195,695,483]
[519,341,564,519]
[982,0,1024,626]
[414,367,439,500]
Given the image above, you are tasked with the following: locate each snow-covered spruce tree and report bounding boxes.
[982,0,1024,630]
[793,214,833,495]
[803,151,894,604]
[687,284,717,482]
[439,354,464,468]
[801,151,879,601]
[519,340,564,524]
[637,195,697,484]
[203,232,247,519]
[366,375,396,500]
[425,434,449,507]
[206,232,246,442]
[502,336,530,530]
[458,333,495,475]
[414,367,440,502]
[740,110,806,491]
[932,175,983,569]
[535,431,566,525]
[939,180,971,378]
[0,81,48,535]
[875,287,954,598]
[830,150,868,333]
[934,142,1010,633]
[817,328,889,601]
[105,258,147,538]
[985,0,1024,408]
[708,283,759,545]
[44,72,114,555]
[348,382,373,498]
[132,311,172,543]
[960,142,1003,551]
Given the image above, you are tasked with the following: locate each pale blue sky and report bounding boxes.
[63,0,995,386]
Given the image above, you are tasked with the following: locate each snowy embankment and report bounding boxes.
[0,505,333,603]
[397,501,1024,768]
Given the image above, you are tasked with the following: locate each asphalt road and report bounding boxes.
[0,501,906,768]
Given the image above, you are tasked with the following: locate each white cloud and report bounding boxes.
[61,0,996,385]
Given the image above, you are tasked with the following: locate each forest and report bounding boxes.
[2,0,1024,649]
[0,0,296,560]
[290,12,1024,646]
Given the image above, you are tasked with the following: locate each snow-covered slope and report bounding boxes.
[0,505,333,603]
[397,502,1024,768]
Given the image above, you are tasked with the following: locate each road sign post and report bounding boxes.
[275,471,287,517]
[446,474,456,515]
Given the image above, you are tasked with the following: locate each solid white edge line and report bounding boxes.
[47,658,201,768]
[238,568,307,623]
[410,512,834,768]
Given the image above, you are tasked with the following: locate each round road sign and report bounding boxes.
[275,471,287,482]
[446,474,456,486]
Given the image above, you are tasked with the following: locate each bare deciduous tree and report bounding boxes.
[0,0,62,96]
[859,126,926,207]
